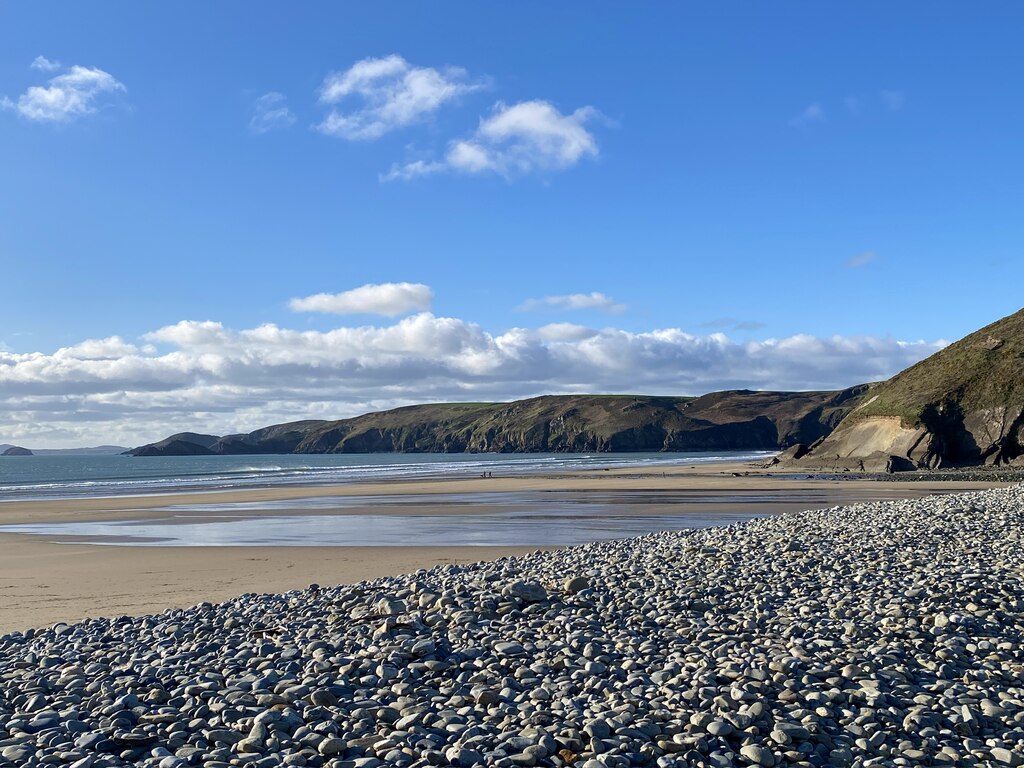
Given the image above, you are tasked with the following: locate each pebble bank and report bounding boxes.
[2,486,1024,768]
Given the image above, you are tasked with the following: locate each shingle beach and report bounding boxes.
[3,486,1023,768]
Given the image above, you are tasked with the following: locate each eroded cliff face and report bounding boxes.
[787,406,1024,472]
[962,406,1024,465]
[787,307,1024,471]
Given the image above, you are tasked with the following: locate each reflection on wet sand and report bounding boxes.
[0,494,768,547]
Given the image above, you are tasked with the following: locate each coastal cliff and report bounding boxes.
[787,307,1024,470]
[128,389,867,456]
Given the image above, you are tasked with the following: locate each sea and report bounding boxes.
[0,451,772,501]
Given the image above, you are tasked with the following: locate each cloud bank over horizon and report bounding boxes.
[0,294,946,448]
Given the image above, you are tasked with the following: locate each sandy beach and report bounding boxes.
[0,461,1010,633]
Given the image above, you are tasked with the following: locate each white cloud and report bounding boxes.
[316,54,483,140]
[846,251,878,268]
[519,292,626,314]
[452,101,600,175]
[289,282,434,316]
[536,323,598,342]
[6,63,126,122]
[0,312,947,447]
[30,56,61,72]
[384,100,600,181]
[250,92,295,134]
[789,102,825,128]
[54,337,139,360]
[880,90,906,111]
[379,159,446,182]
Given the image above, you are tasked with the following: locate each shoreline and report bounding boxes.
[0,451,777,505]
[0,460,1016,632]
[0,460,1011,525]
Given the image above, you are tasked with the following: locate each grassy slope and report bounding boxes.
[130,390,869,455]
[852,307,1024,427]
[294,391,857,452]
[294,396,696,452]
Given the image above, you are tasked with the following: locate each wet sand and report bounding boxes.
[0,462,1010,632]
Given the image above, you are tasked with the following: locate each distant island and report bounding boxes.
[0,444,128,457]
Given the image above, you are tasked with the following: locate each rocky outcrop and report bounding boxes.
[791,307,1024,470]
[128,389,869,457]
[0,446,32,456]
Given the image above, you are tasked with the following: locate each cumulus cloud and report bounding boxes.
[250,92,295,134]
[4,62,126,122]
[448,101,600,175]
[846,251,878,268]
[789,102,825,128]
[54,336,141,360]
[316,54,483,140]
[30,55,61,72]
[518,292,626,314]
[536,323,599,342]
[383,100,600,181]
[289,282,434,316]
[0,310,947,447]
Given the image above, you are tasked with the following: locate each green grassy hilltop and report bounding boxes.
[130,389,866,456]
[796,307,1024,468]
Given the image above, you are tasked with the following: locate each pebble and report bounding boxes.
[317,736,345,756]
[706,720,733,737]
[505,581,547,603]
[740,744,776,766]
[991,747,1023,766]
[2,485,1024,768]
[563,576,590,594]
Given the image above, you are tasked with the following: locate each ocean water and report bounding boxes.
[0,451,774,501]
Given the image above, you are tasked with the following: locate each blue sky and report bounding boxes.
[2,3,1022,446]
